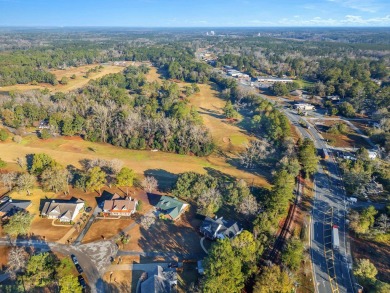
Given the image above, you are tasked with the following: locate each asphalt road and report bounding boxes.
[283,108,355,293]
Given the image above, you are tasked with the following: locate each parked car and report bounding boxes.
[78,275,86,289]
[71,254,79,265]
[75,263,83,274]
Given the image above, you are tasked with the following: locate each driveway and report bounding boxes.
[73,205,102,245]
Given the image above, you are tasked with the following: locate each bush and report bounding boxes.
[40,129,51,140]
[0,129,9,141]
[136,200,143,212]
[374,233,390,244]
[13,135,22,143]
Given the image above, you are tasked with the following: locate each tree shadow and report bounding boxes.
[143,169,177,193]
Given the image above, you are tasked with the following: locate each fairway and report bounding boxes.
[0,136,270,188]
[0,63,131,94]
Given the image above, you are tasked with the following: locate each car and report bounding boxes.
[75,263,83,274]
[85,207,92,212]
[71,254,79,265]
[168,261,178,268]
[78,275,86,289]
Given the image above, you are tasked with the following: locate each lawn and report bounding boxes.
[0,63,130,94]
[0,246,10,272]
[82,218,135,243]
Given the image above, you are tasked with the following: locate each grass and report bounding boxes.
[103,270,142,293]
[0,135,270,188]
[82,218,135,243]
[0,63,130,94]
[295,79,315,90]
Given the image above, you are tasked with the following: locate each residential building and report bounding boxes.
[141,265,177,293]
[102,193,138,216]
[257,77,293,83]
[200,216,242,240]
[41,199,84,222]
[294,103,315,111]
[0,198,31,220]
[155,196,188,221]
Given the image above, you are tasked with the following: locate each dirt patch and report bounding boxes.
[0,246,10,272]
[82,218,135,243]
[145,66,164,83]
[350,234,390,283]
[103,270,142,293]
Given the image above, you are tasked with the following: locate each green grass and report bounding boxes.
[296,79,315,90]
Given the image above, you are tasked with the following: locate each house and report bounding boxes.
[155,196,188,221]
[103,193,138,216]
[141,265,177,293]
[41,199,84,222]
[368,150,378,160]
[0,198,31,220]
[200,216,242,240]
[294,103,315,111]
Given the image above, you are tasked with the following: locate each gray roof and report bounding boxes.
[0,199,31,218]
[41,199,84,220]
[141,266,177,293]
[200,217,242,239]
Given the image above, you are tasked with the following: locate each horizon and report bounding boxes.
[1,0,389,27]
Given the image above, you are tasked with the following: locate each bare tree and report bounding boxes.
[0,172,17,191]
[6,247,29,279]
[107,159,123,175]
[376,214,389,232]
[16,157,26,170]
[140,215,156,229]
[141,176,158,193]
[16,173,36,195]
[236,194,259,216]
[239,139,272,169]
[197,188,222,217]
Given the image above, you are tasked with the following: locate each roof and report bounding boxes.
[155,196,187,220]
[41,199,84,220]
[103,194,137,212]
[200,217,242,239]
[141,266,177,293]
[0,199,31,218]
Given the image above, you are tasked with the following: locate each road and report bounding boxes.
[281,107,355,293]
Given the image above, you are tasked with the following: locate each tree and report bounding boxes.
[6,247,29,279]
[376,213,389,232]
[353,259,377,283]
[281,238,304,270]
[0,129,9,141]
[16,173,36,195]
[85,166,106,193]
[140,215,156,229]
[16,156,26,170]
[24,252,56,289]
[70,74,76,79]
[298,138,319,177]
[40,129,51,139]
[338,102,356,117]
[41,168,69,193]
[236,193,258,217]
[60,76,69,85]
[253,265,294,293]
[239,139,272,169]
[0,172,17,191]
[231,231,258,276]
[223,101,239,119]
[30,153,59,175]
[3,211,33,237]
[203,239,244,293]
[141,176,158,193]
[272,82,289,96]
[116,167,135,190]
[59,275,82,293]
[197,188,222,217]
[0,157,6,168]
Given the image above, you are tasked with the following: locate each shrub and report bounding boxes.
[13,135,22,143]
[0,129,9,141]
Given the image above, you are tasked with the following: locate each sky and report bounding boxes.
[0,0,389,27]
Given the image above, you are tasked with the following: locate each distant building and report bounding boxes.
[0,198,31,220]
[294,103,315,111]
[41,199,84,222]
[155,196,188,221]
[326,95,340,101]
[257,77,293,83]
[200,216,242,240]
[141,265,177,293]
[103,193,138,217]
[368,151,378,160]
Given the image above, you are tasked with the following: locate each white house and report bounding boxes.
[294,103,315,111]
[41,199,84,222]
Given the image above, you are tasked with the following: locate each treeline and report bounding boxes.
[0,66,214,156]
